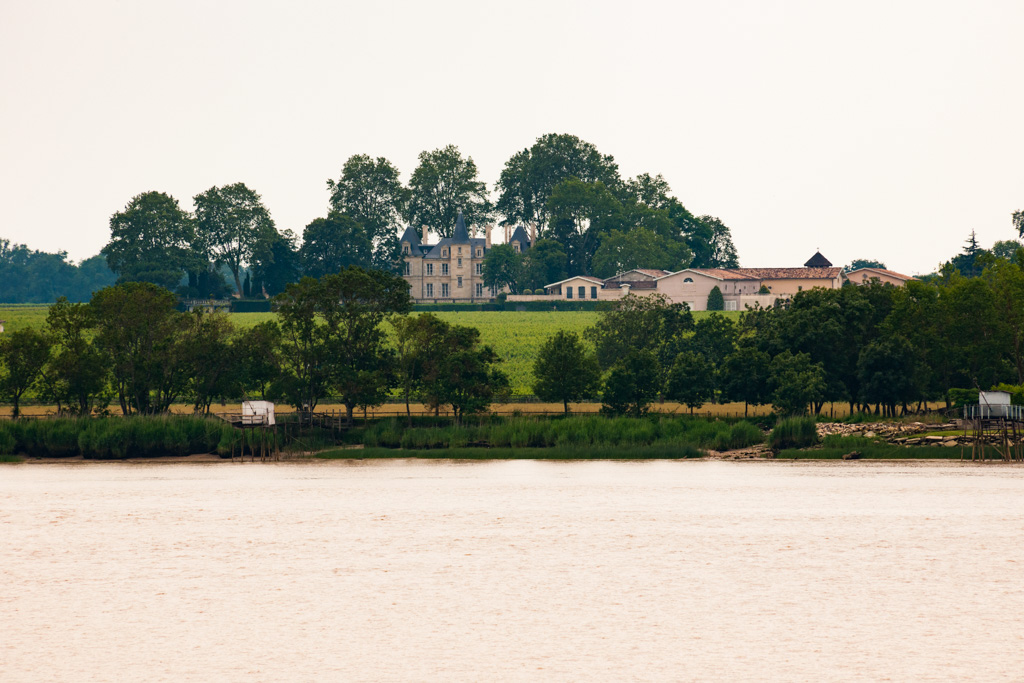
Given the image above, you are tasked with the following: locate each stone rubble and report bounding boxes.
[816,420,1017,446]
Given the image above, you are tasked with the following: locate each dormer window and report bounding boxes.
[476,248,482,257]
[442,249,448,258]
[513,243,520,253]
[402,244,409,254]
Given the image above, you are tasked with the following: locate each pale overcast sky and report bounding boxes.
[2,0,1023,275]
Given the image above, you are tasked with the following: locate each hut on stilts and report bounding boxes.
[962,391,1024,462]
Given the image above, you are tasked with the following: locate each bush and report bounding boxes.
[769,417,819,450]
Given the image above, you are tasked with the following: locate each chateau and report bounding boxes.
[401,213,531,302]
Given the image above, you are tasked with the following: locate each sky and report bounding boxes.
[2,0,1023,276]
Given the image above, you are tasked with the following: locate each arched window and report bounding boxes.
[683,277,693,283]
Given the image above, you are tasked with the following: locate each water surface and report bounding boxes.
[3,460,1024,681]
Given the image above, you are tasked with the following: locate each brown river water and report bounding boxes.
[3,460,1024,681]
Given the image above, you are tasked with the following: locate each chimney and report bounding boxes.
[485,224,492,249]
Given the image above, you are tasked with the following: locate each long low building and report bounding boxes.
[518,252,913,311]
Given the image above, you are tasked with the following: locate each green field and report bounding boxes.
[0,305,740,396]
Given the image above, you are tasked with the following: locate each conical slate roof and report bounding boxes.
[399,225,421,247]
[804,251,832,268]
[509,225,531,248]
[452,212,470,242]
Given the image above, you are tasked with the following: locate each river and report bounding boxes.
[3,460,1024,681]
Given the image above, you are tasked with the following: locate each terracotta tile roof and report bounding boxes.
[845,267,916,281]
[633,269,671,277]
[730,267,842,280]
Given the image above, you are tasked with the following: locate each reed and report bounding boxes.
[0,415,236,459]
[768,417,820,451]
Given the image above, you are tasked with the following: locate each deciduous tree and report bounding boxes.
[193,183,277,296]
[102,191,199,290]
[532,330,601,413]
[300,214,373,278]
[0,327,51,418]
[407,145,491,238]
[327,154,410,271]
[481,244,522,295]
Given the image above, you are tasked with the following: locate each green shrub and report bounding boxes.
[769,417,819,450]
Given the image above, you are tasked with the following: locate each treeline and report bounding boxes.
[27,134,743,302]
[7,258,1024,422]
[0,268,508,424]
[532,255,1024,417]
[0,239,116,304]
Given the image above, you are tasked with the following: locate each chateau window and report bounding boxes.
[442,263,449,275]
[426,263,433,275]
[476,249,482,257]
[591,287,597,299]
[513,243,520,253]
[442,249,448,258]
[403,263,410,275]
[458,257,462,268]
[426,283,433,297]
[402,244,409,254]
[578,286,585,299]
[457,276,463,288]
[458,247,462,255]
[475,283,483,297]
[475,263,482,275]
[442,283,450,297]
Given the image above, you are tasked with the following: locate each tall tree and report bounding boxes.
[182,311,240,415]
[393,313,450,424]
[601,350,661,417]
[532,330,601,413]
[591,227,691,278]
[193,182,277,296]
[768,351,826,416]
[407,145,491,238]
[845,258,887,272]
[693,216,739,268]
[300,213,373,278]
[520,238,568,291]
[720,346,771,416]
[496,133,620,232]
[250,229,301,297]
[481,244,522,295]
[1013,209,1024,238]
[274,267,412,425]
[327,154,410,271]
[102,191,198,290]
[39,298,107,416]
[430,325,509,423]
[587,293,693,374]
[546,178,622,275]
[90,282,189,415]
[666,351,716,414]
[0,327,51,418]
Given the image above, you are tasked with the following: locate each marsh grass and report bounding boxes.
[356,415,764,452]
[0,416,236,459]
[769,417,820,450]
